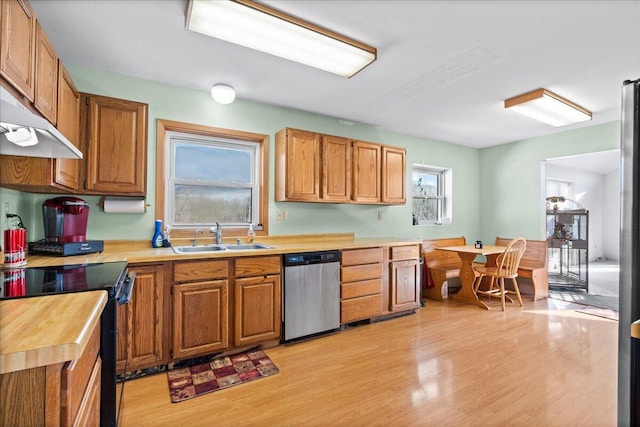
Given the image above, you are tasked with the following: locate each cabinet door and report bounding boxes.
[54,63,80,190]
[381,146,406,204]
[34,20,58,124]
[321,134,351,202]
[389,259,420,311]
[352,140,381,203]
[117,264,166,372]
[172,280,229,360]
[83,94,148,195]
[0,0,36,101]
[234,274,281,346]
[283,129,320,201]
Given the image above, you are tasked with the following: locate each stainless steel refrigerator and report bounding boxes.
[619,77,640,426]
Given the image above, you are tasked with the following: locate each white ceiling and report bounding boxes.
[547,149,620,175]
[30,0,640,149]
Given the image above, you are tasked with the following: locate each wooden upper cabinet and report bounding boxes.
[321,134,350,202]
[275,128,320,201]
[352,140,381,203]
[275,127,405,205]
[54,63,80,190]
[81,93,148,195]
[0,0,36,101]
[34,20,58,124]
[381,145,406,204]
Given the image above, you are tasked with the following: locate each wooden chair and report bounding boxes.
[472,237,527,311]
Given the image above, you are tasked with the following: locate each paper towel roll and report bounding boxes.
[103,198,147,214]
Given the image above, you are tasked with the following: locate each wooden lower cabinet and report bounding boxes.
[388,245,421,312]
[172,280,229,360]
[0,319,101,427]
[117,263,169,373]
[234,256,282,346]
[171,259,230,360]
[234,274,281,346]
[340,247,383,323]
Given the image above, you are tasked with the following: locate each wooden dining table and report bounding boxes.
[436,245,506,310]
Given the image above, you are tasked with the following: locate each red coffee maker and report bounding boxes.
[43,197,89,242]
[29,197,104,256]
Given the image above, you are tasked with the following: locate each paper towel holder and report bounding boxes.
[100,196,150,214]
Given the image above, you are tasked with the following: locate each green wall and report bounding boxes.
[0,66,621,244]
[478,122,620,243]
[0,66,481,242]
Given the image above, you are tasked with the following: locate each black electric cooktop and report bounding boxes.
[1,262,128,299]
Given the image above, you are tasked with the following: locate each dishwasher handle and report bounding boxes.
[283,250,340,266]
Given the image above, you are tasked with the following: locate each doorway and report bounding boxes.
[544,149,620,311]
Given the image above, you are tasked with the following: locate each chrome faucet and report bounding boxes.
[210,222,222,245]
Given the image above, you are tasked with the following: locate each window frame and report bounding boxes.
[156,119,269,239]
[412,164,452,225]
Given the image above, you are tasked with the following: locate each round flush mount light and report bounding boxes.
[211,83,236,104]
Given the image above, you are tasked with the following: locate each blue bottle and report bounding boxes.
[152,220,163,248]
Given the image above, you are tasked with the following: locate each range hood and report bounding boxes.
[0,86,82,159]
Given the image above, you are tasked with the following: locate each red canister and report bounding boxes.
[3,228,27,267]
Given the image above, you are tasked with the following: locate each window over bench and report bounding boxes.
[156,120,269,239]
[412,164,452,225]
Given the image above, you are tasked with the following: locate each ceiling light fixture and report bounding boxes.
[504,88,592,127]
[211,83,236,104]
[187,0,377,78]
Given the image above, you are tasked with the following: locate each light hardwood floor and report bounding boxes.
[120,297,617,426]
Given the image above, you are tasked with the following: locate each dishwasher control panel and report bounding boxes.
[283,250,340,266]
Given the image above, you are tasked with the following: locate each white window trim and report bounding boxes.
[164,131,261,230]
[412,164,453,226]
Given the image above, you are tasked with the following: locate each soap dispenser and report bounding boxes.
[247,224,255,243]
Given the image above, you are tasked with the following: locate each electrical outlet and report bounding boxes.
[377,210,383,220]
[277,210,287,220]
[3,202,9,218]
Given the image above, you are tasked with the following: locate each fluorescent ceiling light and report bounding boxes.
[211,83,236,104]
[187,0,377,78]
[504,88,592,127]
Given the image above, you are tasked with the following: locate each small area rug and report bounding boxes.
[167,349,279,403]
[575,307,619,321]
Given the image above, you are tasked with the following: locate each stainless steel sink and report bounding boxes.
[172,245,227,254]
[226,243,272,250]
[172,243,272,254]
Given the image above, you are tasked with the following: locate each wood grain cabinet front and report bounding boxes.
[81,93,148,195]
[0,0,36,101]
[276,127,404,205]
[340,247,383,323]
[234,256,282,346]
[172,260,230,360]
[388,245,421,312]
[117,263,169,373]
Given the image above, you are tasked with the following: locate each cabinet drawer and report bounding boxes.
[235,256,281,277]
[341,247,383,266]
[174,259,229,282]
[341,263,382,283]
[60,322,100,427]
[341,279,382,299]
[390,245,419,260]
[341,294,382,323]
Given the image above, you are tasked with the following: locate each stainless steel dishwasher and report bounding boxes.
[283,250,341,342]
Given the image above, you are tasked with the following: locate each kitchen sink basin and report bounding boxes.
[225,243,272,250]
[172,245,226,254]
[172,243,272,254]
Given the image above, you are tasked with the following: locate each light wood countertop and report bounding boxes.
[0,291,107,374]
[21,233,423,267]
